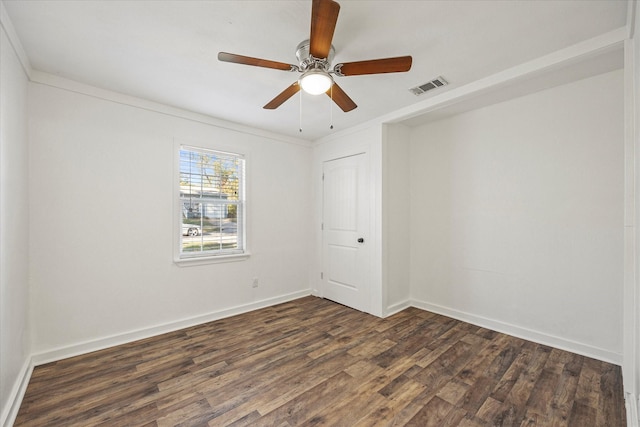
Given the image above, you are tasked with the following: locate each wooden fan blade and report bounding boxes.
[264,82,301,109]
[218,52,297,71]
[309,0,340,59]
[326,82,357,112]
[334,56,413,76]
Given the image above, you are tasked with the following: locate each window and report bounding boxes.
[178,145,245,260]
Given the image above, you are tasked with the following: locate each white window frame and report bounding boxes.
[173,140,250,266]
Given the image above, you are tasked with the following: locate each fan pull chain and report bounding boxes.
[299,89,303,133]
[329,85,334,130]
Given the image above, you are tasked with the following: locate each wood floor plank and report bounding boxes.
[244,371,356,426]
[406,396,454,427]
[597,363,626,427]
[14,296,626,427]
[568,401,597,427]
[488,344,553,425]
[352,378,426,426]
[460,375,497,416]
[307,356,416,426]
[436,379,470,406]
[475,396,504,424]
[526,367,561,415]
[490,340,537,403]
[439,406,470,427]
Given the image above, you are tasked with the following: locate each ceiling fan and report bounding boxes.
[218,0,412,112]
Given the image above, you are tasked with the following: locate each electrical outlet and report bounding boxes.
[252,277,259,288]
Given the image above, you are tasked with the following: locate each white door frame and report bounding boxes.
[321,153,370,312]
[312,128,383,317]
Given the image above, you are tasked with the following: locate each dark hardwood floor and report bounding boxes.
[15,296,626,426]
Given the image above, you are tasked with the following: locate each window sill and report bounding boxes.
[174,252,250,267]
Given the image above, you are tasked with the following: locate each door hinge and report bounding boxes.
[322,173,324,181]
[320,272,324,279]
[321,223,324,230]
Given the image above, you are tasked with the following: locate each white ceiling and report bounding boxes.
[3,0,629,141]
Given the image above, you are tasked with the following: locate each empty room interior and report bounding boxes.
[2,0,640,426]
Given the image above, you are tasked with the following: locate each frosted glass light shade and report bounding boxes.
[299,70,333,95]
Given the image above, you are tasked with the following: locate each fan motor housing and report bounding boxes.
[296,39,335,72]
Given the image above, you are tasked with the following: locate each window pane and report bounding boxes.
[179,146,245,257]
[180,150,241,200]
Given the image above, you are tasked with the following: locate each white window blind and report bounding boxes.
[179,145,245,258]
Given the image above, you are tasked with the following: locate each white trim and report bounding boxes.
[29,71,312,148]
[1,5,32,426]
[1,295,626,426]
[321,152,372,314]
[628,0,637,40]
[173,252,250,266]
[0,1,32,79]
[0,358,33,427]
[385,300,411,317]
[4,0,305,147]
[313,130,383,317]
[172,139,251,265]
[623,35,639,398]
[370,130,384,318]
[626,393,640,427]
[388,27,626,125]
[314,27,627,147]
[31,290,310,366]
[411,299,622,366]
[4,291,308,424]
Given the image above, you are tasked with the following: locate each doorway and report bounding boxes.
[321,153,370,312]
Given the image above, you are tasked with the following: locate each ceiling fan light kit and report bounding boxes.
[218,0,412,120]
[296,39,335,95]
[299,69,333,95]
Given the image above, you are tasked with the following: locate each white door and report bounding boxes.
[322,153,370,312]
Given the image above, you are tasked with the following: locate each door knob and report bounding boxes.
[357,238,364,243]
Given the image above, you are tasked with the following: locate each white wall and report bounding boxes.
[0,21,30,427]
[409,69,624,363]
[382,124,411,313]
[27,81,312,358]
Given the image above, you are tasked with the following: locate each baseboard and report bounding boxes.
[411,298,622,365]
[31,290,311,366]
[625,393,639,427]
[385,300,411,317]
[1,357,33,427]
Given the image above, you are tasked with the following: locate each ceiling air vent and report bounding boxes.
[409,76,448,96]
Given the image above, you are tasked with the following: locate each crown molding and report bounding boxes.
[30,70,313,148]
[0,1,32,78]
[316,26,627,146]
[627,0,637,39]
[1,0,311,148]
